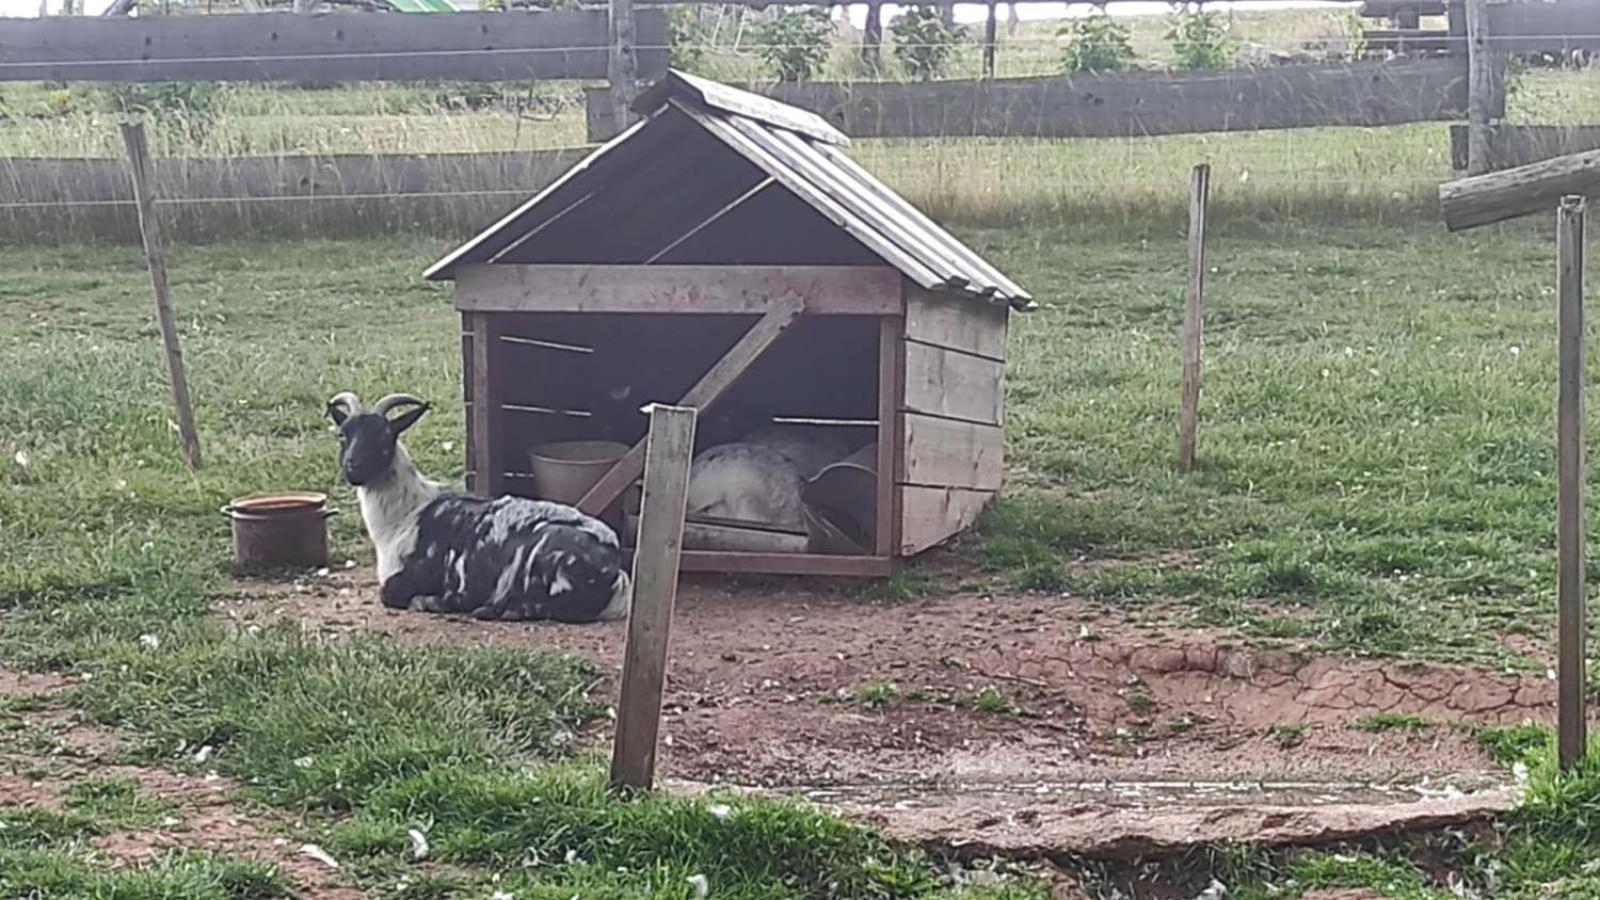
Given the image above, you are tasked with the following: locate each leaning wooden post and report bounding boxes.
[1464,0,1493,175]
[1177,163,1210,473]
[982,1,998,78]
[609,403,697,792]
[607,0,639,140]
[1557,194,1587,771]
[120,121,202,471]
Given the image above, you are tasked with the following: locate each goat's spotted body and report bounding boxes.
[383,495,631,622]
[329,391,631,624]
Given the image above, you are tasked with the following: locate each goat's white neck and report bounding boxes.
[356,442,441,582]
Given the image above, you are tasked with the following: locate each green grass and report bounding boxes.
[3,157,1600,891]
[852,680,902,710]
[63,777,175,829]
[1353,713,1432,734]
[0,236,1046,894]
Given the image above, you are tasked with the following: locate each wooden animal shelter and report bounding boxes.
[425,70,1032,577]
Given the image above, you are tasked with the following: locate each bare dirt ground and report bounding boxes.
[217,568,1540,860]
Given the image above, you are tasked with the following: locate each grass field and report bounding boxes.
[4,210,1600,894]
[2,6,1600,892]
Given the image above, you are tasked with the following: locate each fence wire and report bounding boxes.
[0,7,1594,243]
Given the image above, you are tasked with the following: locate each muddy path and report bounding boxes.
[231,570,1549,790]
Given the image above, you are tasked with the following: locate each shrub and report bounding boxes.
[1059,13,1137,73]
[97,82,226,146]
[668,6,709,73]
[1167,8,1233,71]
[891,5,964,81]
[754,9,831,83]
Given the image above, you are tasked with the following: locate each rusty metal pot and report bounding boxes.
[222,491,336,575]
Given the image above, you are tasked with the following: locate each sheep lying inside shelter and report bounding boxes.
[686,425,852,532]
[327,391,631,623]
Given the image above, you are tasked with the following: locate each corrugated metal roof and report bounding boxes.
[425,70,1032,310]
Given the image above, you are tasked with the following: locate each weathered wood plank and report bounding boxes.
[577,294,806,515]
[1465,0,1493,176]
[877,318,904,557]
[1359,0,1446,18]
[454,264,902,315]
[0,11,667,83]
[470,313,506,498]
[898,485,994,556]
[1557,195,1588,770]
[905,285,1007,361]
[0,149,588,244]
[1487,0,1600,53]
[901,413,1003,491]
[902,340,1005,426]
[610,403,696,793]
[1449,125,1600,171]
[677,550,894,577]
[122,122,202,472]
[1440,147,1600,231]
[589,59,1479,140]
[1177,162,1209,474]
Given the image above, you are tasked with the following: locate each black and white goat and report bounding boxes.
[326,391,631,623]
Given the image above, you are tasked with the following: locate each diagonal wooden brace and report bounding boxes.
[576,292,805,516]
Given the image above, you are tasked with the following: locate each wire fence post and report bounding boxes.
[120,121,202,472]
[982,0,998,78]
[1177,162,1210,474]
[610,403,696,793]
[1464,0,1493,175]
[1557,194,1587,771]
[608,0,639,141]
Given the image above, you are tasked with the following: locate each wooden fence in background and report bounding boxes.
[588,59,1485,141]
[1449,125,1600,170]
[0,11,667,82]
[0,148,584,242]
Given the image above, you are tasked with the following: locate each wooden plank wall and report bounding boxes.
[897,288,1008,556]
[1486,0,1600,53]
[0,11,667,82]
[0,148,587,243]
[587,58,1479,141]
[1449,124,1600,171]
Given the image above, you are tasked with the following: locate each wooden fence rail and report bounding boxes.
[1449,124,1600,171]
[0,11,667,82]
[0,148,585,242]
[588,59,1481,142]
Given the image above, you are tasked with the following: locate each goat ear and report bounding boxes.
[388,403,430,436]
[326,402,350,427]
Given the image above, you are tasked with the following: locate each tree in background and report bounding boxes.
[890,6,963,82]
[1167,7,1234,70]
[754,9,832,82]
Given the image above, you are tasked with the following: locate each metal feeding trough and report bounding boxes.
[222,491,335,575]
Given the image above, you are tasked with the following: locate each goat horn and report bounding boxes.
[372,393,428,417]
[327,391,363,416]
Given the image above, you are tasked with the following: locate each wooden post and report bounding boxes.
[609,403,697,792]
[1464,0,1492,176]
[1177,163,1210,473]
[982,1,998,78]
[1557,194,1587,771]
[469,313,506,498]
[608,0,639,140]
[863,1,883,68]
[120,121,201,472]
[577,294,804,516]
[1439,147,1600,232]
